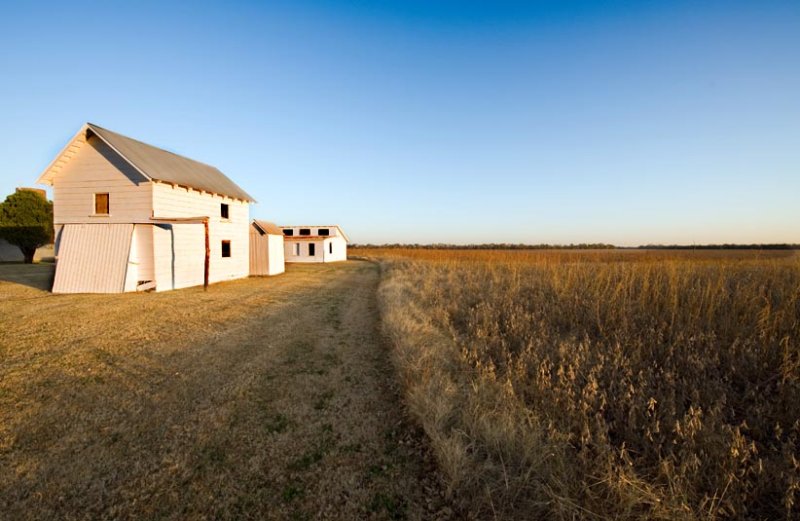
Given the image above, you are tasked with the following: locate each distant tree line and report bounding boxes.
[635,243,800,250]
[351,243,800,250]
[351,243,617,250]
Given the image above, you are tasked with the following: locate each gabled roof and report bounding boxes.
[252,220,283,235]
[280,225,349,243]
[37,123,255,202]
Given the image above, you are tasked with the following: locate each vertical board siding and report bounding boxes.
[152,183,249,284]
[152,223,205,292]
[249,226,285,275]
[52,224,134,293]
[52,136,153,224]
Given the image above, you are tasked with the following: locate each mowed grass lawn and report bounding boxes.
[0,262,445,521]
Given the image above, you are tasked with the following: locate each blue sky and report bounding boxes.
[0,0,798,245]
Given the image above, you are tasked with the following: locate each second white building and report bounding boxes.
[282,225,348,263]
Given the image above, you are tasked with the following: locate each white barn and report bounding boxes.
[282,225,348,263]
[36,123,255,293]
[249,220,285,276]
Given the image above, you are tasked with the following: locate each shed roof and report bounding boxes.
[37,123,255,202]
[252,220,283,235]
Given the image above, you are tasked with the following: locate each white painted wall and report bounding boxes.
[284,240,324,263]
[124,224,155,291]
[152,223,205,291]
[323,236,348,262]
[51,136,152,225]
[152,183,249,284]
[268,234,285,274]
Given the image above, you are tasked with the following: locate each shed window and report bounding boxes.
[293,243,300,256]
[329,242,333,254]
[283,229,294,236]
[299,228,311,236]
[309,243,316,256]
[221,240,231,258]
[318,228,330,236]
[220,203,229,219]
[94,193,109,215]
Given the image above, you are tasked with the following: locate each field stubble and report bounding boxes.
[367,248,800,520]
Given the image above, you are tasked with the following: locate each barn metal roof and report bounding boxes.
[87,124,255,202]
[252,220,283,235]
[37,123,255,202]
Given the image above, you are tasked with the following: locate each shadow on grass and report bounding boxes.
[0,262,54,292]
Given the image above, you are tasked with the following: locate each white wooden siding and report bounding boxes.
[51,136,152,224]
[249,226,285,276]
[152,223,205,291]
[52,224,133,293]
[152,183,249,284]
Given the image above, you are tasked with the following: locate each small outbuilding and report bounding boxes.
[282,225,348,263]
[249,220,285,276]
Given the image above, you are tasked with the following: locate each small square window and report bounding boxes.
[94,193,109,214]
[283,229,294,236]
[299,228,311,236]
[220,203,229,219]
[309,243,316,256]
[221,240,231,258]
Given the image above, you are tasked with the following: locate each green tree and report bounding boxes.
[0,190,54,263]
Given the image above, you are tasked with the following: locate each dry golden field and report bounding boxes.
[0,262,448,520]
[364,248,800,520]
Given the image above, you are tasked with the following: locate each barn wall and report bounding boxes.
[284,239,324,263]
[250,227,285,275]
[51,135,153,224]
[268,234,285,274]
[52,223,133,293]
[124,224,155,291]
[152,183,249,284]
[249,227,269,276]
[323,237,348,262]
[152,223,205,291]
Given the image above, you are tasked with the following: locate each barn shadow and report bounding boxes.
[0,263,55,292]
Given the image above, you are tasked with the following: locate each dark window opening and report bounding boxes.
[329,242,333,254]
[308,243,316,256]
[318,228,330,236]
[221,240,231,258]
[94,193,109,214]
[283,229,294,236]
[220,203,229,219]
[299,228,311,236]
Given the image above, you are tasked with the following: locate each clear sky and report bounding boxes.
[1,0,798,245]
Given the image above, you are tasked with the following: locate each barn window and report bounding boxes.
[221,240,231,258]
[94,193,109,215]
[309,243,316,256]
[293,243,300,256]
[283,229,294,236]
[299,228,311,236]
[329,242,333,254]
[318,228,330,236]
[220,203,229,219]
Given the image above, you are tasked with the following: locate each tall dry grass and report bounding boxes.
[371,249,800,520]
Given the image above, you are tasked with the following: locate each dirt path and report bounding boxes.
[0,261,448,520]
